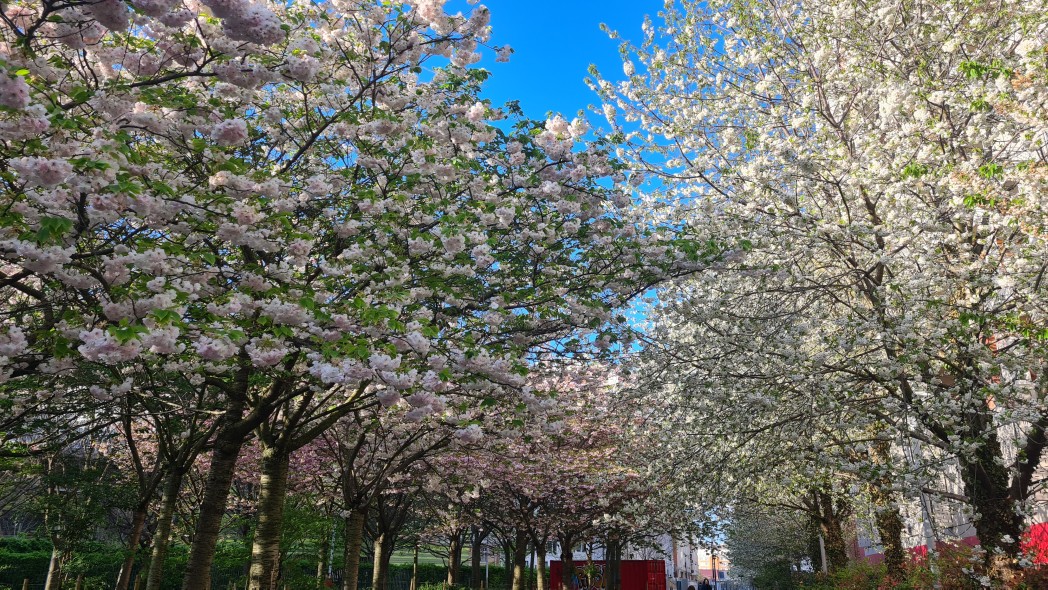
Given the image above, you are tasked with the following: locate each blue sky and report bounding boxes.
[447,0,662,120]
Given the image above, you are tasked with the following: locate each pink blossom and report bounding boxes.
[0,326,28,357]
[404,407,431,422]
[406,391,436,408]
[211,118,249,146]
[195,335,238,361]
[11,156,73,187]
[85,0,130,31]
[453,424,483,443]
[442,234,466,255]
[412,0,446,24]
[227,3,284,44]
[9,241,74,274]
[369,353,401,372]
[376,390,402,408]
[132,0,177,18]
[465,102,486,122]
[78,328,143,363]
[545,115,570,138]
[286,55,319,82]
[0,74,31,110]
[203,0,284,45]
[214,61,270,88]
[403,331,431,355]
[495,45,513,62]
[245,336,289,367]
[141,326,183,354]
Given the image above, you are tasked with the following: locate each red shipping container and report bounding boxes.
[549,560,667,590]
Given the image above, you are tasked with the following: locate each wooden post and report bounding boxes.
[21,579,29,590]
[75,573,84,590]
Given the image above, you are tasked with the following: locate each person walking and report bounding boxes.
[699,578,712,590]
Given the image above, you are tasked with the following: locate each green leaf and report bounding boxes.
[901,163,928,179]
[34,216,74,244]
[151,309,181,324]
[107,324,146,344]
[978,162,1004,180]
[959,60,991,79]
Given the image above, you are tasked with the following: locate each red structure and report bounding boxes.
[857,522,1048,565]
[549,560,667,590]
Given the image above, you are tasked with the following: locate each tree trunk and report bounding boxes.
[529,544,536,590]
[411,543,419,590]
[605,537,621,590]
[448,530,463,587]
[181,431,247,590]
[958,422,1022,581]
[115,504,149,590]
[342,508,367,590]
[535,543,547,590]
[318,521,332,581]
[557,535,574,590]
[248,448,292,590]
[868,440,905,579]
[511,530,528,590]
[870,497,904,576]
[815,492,848,573]
[372,532,393,590]
[146,468,185,590]
[44,546,63,590]
[471,526,485,590]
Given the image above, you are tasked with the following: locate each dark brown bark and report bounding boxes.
[470,525,488,590]
[605,537,621,590]
[115,505,148,590]
[369,492,413,590]
[557,535,575,590]
[871,494,904,577]
[317,521,332,582]
[868,440,904,579]
[1013,413,1048,503]
[180,357,297,590]
[511,530,529,590]
[535,543,547,590]
[959,423,1022,579]
[248,448,292,590]
[145,467,185,590]
[813,491,848,573]
[342,508,367,590]
[447,528,464,586]
[529,544,536,590]
[371,531,394,590]
[180,429,247,590]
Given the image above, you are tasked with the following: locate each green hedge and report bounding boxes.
[0,548,53,588]
[0,538,529,590]
[0,537,250,590]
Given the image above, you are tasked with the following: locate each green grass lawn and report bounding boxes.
[389,546,477,566]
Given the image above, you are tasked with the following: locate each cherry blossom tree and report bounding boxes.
[430,363,666,590]
[597,0,1048,581]
[0,0,715,586]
